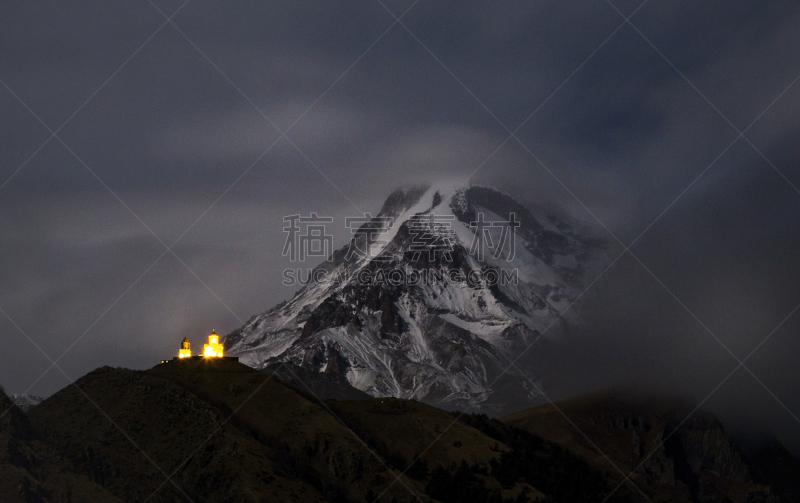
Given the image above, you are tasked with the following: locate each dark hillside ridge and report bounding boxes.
[0,383,122,502]
[1,364,798,502]
[503,392,800,502]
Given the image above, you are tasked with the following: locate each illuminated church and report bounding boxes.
[161,330,237,364]
[179,337,192,358]
[203,330,224,357]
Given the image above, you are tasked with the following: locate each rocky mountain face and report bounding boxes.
[223,185,611,412]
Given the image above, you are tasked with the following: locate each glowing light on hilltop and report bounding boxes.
[163,330,234,364]
[178,337,192,358]
[203,330,224,358]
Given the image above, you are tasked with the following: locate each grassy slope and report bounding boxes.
[31,364,305,503]
[329,398,545,501]
[25,359,436,503]
[147,358,426,502]
[329,397,508,471]
[501,392,661,474]
[501,392,776,503]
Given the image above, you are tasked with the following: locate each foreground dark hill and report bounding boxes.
[24,359,425,503]
[0,385,121,502]
[1,361,797,502]
[0,360,639,503]
[503,393,800,503]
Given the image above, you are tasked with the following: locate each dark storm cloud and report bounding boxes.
[2,0,800,451]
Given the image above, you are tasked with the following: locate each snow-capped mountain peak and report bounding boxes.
[224,185,609,411]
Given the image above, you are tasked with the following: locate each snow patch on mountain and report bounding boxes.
[10,393,44,412]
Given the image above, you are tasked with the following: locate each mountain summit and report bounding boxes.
[223,185,610,412]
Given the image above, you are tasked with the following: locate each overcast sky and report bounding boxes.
[2,0,800,449]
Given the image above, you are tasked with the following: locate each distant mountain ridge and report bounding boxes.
[9,394,44,413]
[224,185,611,412]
